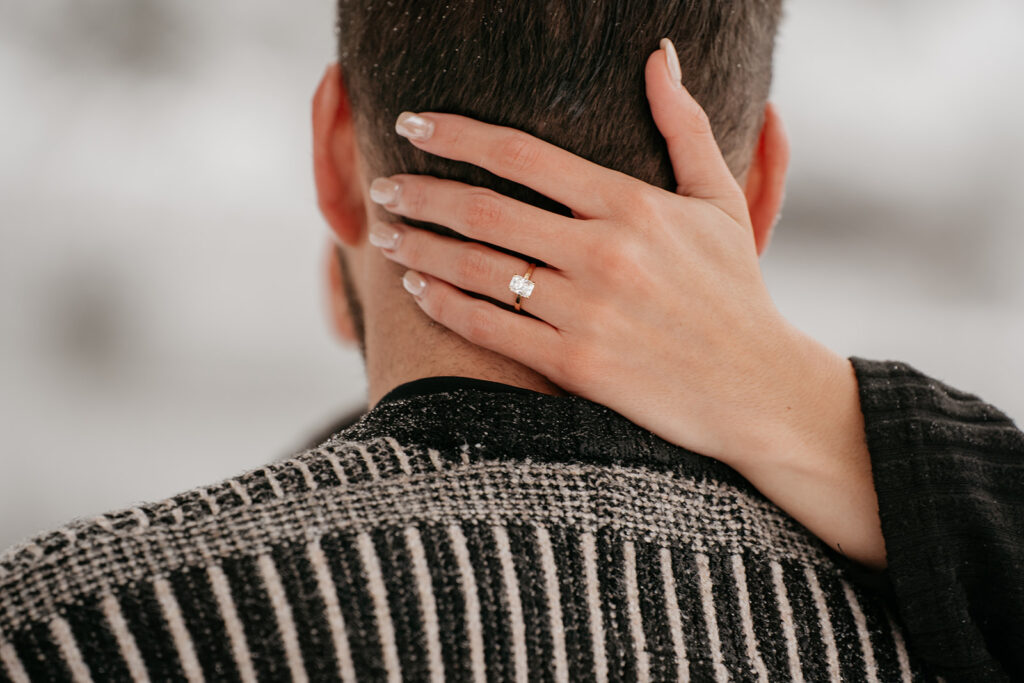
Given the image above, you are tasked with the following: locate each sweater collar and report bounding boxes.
[338,375,749,488]
[377,376,545,406]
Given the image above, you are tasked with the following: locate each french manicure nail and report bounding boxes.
[660,38,683,85]
[402,270,427,296]
[370,177,401,206]
[369,222,403,249]
[395,112,435,141]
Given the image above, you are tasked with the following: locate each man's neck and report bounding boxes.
[361,261,565,407]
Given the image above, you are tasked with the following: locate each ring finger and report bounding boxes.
[372,221,573,325]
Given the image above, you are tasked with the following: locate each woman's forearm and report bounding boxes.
[726,328,887,569]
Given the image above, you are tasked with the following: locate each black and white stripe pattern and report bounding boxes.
[0,388,937,682]
[0,632,29,683]
[0,526,931,682]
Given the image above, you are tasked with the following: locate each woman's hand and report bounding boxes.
[367,42,885,568]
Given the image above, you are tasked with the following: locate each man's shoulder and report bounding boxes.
[0,419,837,645]
[0,424,875,681]
[1,432,432,559]
[0,435,411,627]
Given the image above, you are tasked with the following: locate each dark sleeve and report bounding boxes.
[849,357,1024,683]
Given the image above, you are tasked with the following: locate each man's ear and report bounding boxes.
[324,240,359,345]
[743,102,790,256]
[313,64,366,246]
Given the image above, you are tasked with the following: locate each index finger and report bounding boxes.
[394,111,636,219]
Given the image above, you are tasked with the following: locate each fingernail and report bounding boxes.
[369,222,403,249]
[660,38,683,85]
[395,112,435,141]
[402,270,427,296]
[369,177,401,206]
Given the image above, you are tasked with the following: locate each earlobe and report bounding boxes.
[313,64,366,246]
[744,102,790,256]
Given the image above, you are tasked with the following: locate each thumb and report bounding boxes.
[645,39,745,212]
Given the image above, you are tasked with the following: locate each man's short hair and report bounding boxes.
[336,0,783,225]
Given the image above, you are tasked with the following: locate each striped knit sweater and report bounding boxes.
[0,358,1017,682]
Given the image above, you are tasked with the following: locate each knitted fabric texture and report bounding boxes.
[0,377,937,681]
[849,357,1024,683]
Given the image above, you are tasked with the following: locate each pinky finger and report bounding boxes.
[403,270,564,376]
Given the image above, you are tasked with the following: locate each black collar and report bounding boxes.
[377,376,545,406]
[339,375,750,490]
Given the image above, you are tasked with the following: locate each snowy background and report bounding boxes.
[1,1,1022,550]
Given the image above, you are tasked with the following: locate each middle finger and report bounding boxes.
[369,174,580,269]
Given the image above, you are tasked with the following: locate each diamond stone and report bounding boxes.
[509,274,535,298]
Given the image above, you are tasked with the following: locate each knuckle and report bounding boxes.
[396,230,421,261]
[425,285,452,323]
[399,181,426,215]
[630,186,665,221]
[584,239,618,272]
[599,245,629,274]
[493,132,540,174]
[603,178,647,218]
[581,301,617,337]
[453,244,493,284]
[446,121,468,149]
[618,234,647,266]
[588,236,643,275]
[461,191,504,230]
[683,103,713,136]
[462,305,495,345]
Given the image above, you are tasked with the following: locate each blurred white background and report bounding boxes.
[1,1,1021,550]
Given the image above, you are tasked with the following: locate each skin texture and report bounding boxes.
[314,46,886,569]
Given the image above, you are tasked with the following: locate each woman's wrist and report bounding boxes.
[725,324,887,568]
